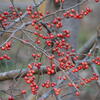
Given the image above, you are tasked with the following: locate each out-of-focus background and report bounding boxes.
[0,0,100,100]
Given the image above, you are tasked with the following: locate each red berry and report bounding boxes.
[95,0,99,2]
[75,91,80,96]
[21,90,26,94]
[8,96,14,100]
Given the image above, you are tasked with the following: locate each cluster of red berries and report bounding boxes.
[59,59,74,69]
[63,7,92,19]
[57,30,71,38]
[27,7,92,32]
[27,7,44,31]
[92,57,100,65]
[46,65,55,75]
[82,75,99,84]
[55,39,71,50]
[54,88,61,95]
[32,53,41,59]
[74,73,99,96]
[57,76,67,80]
[51,17,63,29]
[68,82,80,88]
[1,41,12,50]
[67,73,99,96]
[0,6,22,28]
[21,90,26,94]
[72,62,89,73]
[95,0,100,2]
[24,64,39,95]
[55,0,65,3]
[27,6,43,19]
[31,62,42,69]
[0,42,12,61]
[32,30,71,45]
[8,96,14,100]
[0,54,11,60]
[42,80,57,88]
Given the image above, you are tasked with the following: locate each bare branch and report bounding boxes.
[78,35,97,59]
[0,21,31,47]
[0,66,54,81]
